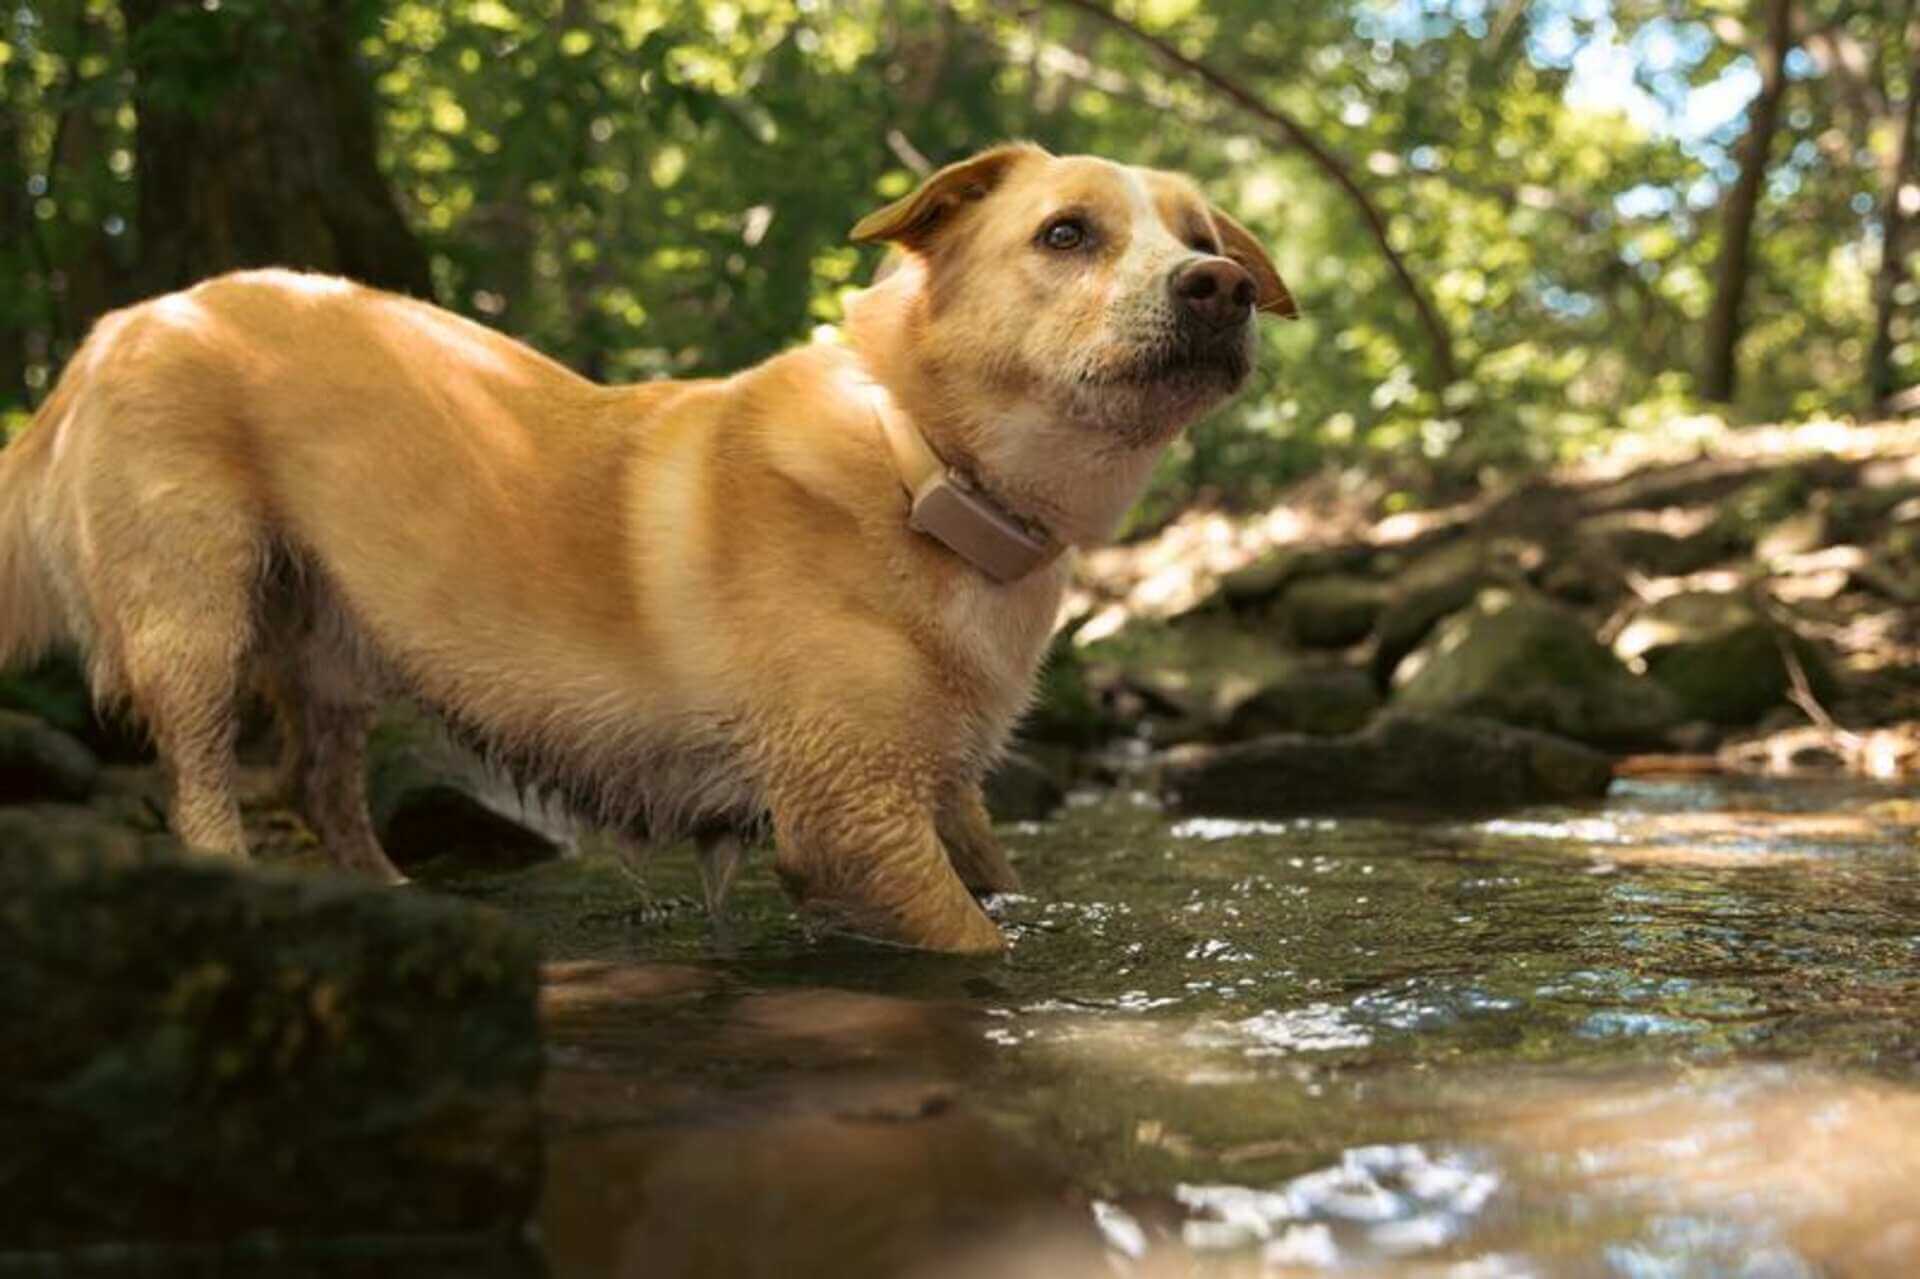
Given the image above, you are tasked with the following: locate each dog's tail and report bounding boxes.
[0,383,69,673]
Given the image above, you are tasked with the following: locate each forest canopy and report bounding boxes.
[2,0,1914,511]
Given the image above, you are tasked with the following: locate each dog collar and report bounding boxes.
[862,381,1065,584]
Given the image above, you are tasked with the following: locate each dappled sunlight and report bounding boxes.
[1071,505,1314,639]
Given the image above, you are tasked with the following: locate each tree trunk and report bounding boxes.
[120,0,432,300]
[1701,0,1794,404]
[0,86,27,411]
[1869,32,1920,410]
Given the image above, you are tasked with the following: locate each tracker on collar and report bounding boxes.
[860,379,1065,584]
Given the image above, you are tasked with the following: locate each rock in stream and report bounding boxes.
[0,814,543,1250]
[1161,712,1614,815]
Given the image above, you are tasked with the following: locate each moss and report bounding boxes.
[1395,590,1679,747]
[0,836,543,1247]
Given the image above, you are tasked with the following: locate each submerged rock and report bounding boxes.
[0,709,99,804]
[0,830,543,1248]
[1161,712,1613,815]
[1613,591,1837,726]
[1393,588,1679,748]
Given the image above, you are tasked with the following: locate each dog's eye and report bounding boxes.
[1040,218,1089,251]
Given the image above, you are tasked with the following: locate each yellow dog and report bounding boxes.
[0,143,1293,951]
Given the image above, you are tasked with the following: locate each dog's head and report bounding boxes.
[848,143,1294,451]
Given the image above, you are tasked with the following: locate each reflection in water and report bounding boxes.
[524,779,1920,1277]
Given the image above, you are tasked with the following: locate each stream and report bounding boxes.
[496,775,1920,1277]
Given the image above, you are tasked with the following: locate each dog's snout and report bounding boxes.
[1171,257,1256,330]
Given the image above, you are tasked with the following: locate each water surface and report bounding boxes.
[496,776,1920,1277]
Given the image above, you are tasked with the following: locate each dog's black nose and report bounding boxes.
[1171,257,1256,330]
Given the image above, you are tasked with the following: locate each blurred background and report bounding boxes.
[1,0,1913,520]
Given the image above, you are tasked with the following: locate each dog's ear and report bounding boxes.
[850,143,1045,247]
[1209,206,1299,319]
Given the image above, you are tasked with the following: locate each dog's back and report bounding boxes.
[0,271,758,868]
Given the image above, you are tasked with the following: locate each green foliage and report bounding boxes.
[1,0,1913,506]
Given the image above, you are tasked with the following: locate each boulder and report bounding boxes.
[0,819,543,1248]
[1220,666,1380,740]
[367,705,563,872]
[1161,713,1613,815]
[1393,588,1680,748]
[1077,615,1297,736]
[1581,510,1730,578]
[1208,545,1374,612]
[1613,591,1837,726]
[0,709,99,804]
[1371,536,1531,688]
[1274,575,1388,650]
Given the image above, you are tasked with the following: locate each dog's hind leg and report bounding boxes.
[106,526,260,861]
[273,625,405,884]
[937,785,1021,897]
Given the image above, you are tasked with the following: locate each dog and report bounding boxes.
[0,143,1293,952]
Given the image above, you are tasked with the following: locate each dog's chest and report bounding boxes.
[931,570,1063,733]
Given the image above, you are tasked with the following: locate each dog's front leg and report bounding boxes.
[938,785,1021,897]
[765,746,1004,954]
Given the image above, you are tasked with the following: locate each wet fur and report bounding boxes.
[0,144,1287,952]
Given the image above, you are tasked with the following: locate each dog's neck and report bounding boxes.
[846,369,1165,568]
[867,372,1167,551]
[860,378,1066,583]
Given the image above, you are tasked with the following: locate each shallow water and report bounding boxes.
[506,776,1920,1278]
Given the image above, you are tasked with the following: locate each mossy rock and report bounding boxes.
[1580,512,1732,578]
[1162,712,1613,815]
[1613,591,1837,726]
[1394,588,1679,748]
[1709,468,1821,550]
[0,829,543,1248]
[1076,615,1298,732]
[0,652,152,763]
[0,709,99,804]
[1371,536,1533,688]
[1207,544,1374,612]
[1220,666,1380,740]
[1274,575,1389,650]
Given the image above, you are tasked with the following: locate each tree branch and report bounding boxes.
[1048,0,1459,392]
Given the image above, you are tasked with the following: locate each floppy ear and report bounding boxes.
[850,143,1047,247]
[1210,206,1299,319]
